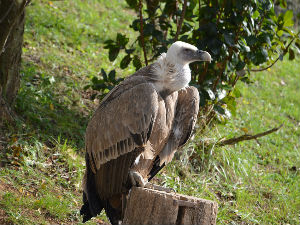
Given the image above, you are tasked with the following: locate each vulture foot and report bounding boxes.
[144,183,175,193]
[129,170,148,187]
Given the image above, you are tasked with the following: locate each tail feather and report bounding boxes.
[81,153,104,222]
[80,192,93,222]
[81,153,122,224]
[104,201,122,225]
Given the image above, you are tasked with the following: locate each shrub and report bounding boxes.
[88,0,299,127]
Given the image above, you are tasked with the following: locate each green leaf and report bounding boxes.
[116,33,129,47]
[288,48,295,60]
[125,0,138,9]
[120,54,132,69]
[283,10,294,27]
[224,32,235,46]
[252,10,260,19]
[261,0,272,10]
[125,49,135,54]
[217,89,226,100]
[131,19,140,31]
[224,108,232,119]
[261,48,269,61]
[91,76,99,84]
[205,89,215,100]
[101,69,108,81]
[84,85,90,90]
[236,69,246,77]
[93,83,106,90]
[286,29,296,38]
[277,30,284,37]
[236,61,246,71]
[108,70,116,81]
[280,0,287,8]
[243,45,250,52]
[246,35,257,46]
[232,88,241,98]
[214,105,225,115]
[144,24,155,36]
[260,33,272,47]
[227,103,236,117]
[108,47,120,61]
[133,55,142,70]
[199,90,208,107]
[153,29,164,42]
[223,96,237,117]
[240,76,252,84]
[104,39,114,46]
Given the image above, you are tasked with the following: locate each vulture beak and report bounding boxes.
[196,50,212,63]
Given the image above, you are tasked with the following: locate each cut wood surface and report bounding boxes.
[122,187,218,225]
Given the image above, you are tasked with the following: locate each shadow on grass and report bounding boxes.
[12,60,89,149]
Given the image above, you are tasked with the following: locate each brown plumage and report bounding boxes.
[80,41,211,224]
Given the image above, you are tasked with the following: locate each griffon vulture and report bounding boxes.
[80,41,211,224]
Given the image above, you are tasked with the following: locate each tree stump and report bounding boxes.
[122,187,218,225]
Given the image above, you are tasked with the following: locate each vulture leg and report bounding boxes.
[129,170,148,187]
[147,155,165,182]
[128,147,152,187]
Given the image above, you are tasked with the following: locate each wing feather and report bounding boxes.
[158,86,199,165]
[86,79,159,172]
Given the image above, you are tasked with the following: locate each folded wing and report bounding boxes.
[85,80,159,173]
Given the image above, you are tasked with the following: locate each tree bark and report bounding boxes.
[123,187,218,225]
[0,0,27,124]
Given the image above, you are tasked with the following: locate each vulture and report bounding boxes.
[80,41,211,224]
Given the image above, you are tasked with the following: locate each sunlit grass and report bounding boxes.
[1,0,135,224]
[160,58,300,224]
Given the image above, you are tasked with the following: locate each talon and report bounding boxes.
[129,170,147,187]
[129,171,137,186]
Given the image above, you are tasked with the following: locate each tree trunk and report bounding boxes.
[0,0,28,124]
[123,187,218,225]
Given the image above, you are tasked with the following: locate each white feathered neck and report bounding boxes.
[152,53,191,93]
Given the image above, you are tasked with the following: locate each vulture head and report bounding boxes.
[154,41,211,93]
[166,41,212,66]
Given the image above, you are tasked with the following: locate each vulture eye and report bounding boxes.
[183,48,191,53]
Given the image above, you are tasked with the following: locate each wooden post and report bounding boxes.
[122,187,218,225]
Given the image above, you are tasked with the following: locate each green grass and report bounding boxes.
[1,0,135,224]
[158,60,300,224]
[0,0,299,224]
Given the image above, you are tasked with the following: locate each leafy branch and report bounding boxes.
[251,30,300,72]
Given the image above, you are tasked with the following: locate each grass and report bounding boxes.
[0,0,299,224]
[1,0,135,224]
[158,60,300,224]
